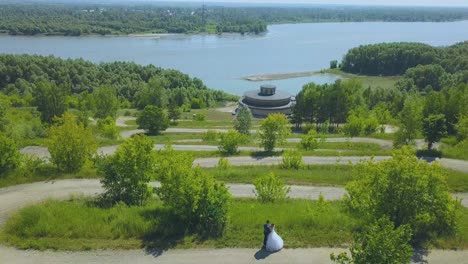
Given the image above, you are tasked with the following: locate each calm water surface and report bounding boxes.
[1,21,468,95]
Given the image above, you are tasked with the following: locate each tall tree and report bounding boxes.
[422,114,447,149]
[34,81,68,123]
[394,96,423,147]
[234,106,252,135]
[259,113,290,152]
[93,85,119,119]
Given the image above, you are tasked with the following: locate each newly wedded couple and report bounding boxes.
[262,220,284,252]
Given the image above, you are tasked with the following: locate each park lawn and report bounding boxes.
[0,198,357,251]
[203,165,353,186]
[2,198,468,251]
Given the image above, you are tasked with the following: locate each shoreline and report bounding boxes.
[242,70,336,81]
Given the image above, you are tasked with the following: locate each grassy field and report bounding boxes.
[204,165,353,186]
[0,198,357,251]
[2,197,467,251]
[323,69,400,90]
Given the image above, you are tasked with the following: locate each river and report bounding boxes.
[1,21,468,95]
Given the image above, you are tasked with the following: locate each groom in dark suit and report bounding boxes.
[263,220,272,248]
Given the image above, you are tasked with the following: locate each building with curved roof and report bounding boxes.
[239,84,294,117]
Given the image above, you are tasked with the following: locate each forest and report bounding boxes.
[294,41,468,154]
[1,4,468,36]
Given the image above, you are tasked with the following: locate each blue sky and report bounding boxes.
[166,0,468,7]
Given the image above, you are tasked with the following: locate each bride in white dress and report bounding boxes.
[266,224,283,252]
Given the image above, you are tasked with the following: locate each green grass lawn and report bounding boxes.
[0,198,357,251]
[2,197,467,251]
[323,69,400,90]
[204,165,353,186]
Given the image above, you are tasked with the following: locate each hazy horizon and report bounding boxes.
[4,0,468,8]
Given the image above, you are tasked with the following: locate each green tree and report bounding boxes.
[0,132,21,177]
[394,96,423,147]
[234,106,252,135]
[345,147,459,243]
[218,130,245,155]
[136,105,169,135]
[76,91,95,127]
[422,114,447,150]
[300,129,320,150]
[47,113,97,173]
[34,81,67,123]
[135,77,168,109]
[253,173,290,203]
[259,113,290,152]
[156,147,230,237]
[99,135,155,206]
[330,217,413,264]
[456,115,468,141]
[168,102,181,125]
[93,85,119,119]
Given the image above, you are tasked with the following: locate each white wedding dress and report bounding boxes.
[265,228,283,252]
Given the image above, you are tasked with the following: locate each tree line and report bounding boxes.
[295,42,468,151]
[0,54,235,110]
[1,4,468,36]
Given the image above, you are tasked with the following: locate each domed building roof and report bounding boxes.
[239,84,294,117]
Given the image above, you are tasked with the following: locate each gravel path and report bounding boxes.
[0,179,467,263]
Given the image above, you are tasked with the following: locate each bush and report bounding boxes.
[156,148,230,237]
[190,98,205,109]
[202,130,218,142]
[136,105,169,135]
[193,113,206,121]
[331,217,413,264]
[253,173,290,203]
[281,149,304,169]
[96,117,119,140]
[99,135,155,206]
[330,60,338,69]
[345,147,459,244]
[301,122,316,134]
[47,113,97,173]
[218,130,245,155]
[0,132,21,177]
[301,129,320,150]
[416,149,442,158]
[217,157,231,170]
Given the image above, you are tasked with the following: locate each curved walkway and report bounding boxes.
[0,179,467,264]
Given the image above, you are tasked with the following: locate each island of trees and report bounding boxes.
[1,3,468,36]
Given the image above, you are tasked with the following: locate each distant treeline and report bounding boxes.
[0,54,236,108]
[1,4,468,36]
[340,41,468,77]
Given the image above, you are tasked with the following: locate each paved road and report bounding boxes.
[19,144,468,173]
[0,179,467,264]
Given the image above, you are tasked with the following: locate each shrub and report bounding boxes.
[193,113,206,121]
[281,149,304,170]
[330,60,338,69]
[202,130,218,142]
[301,122,316,134]
[218,130,245,155]
[253,173,290,203]
[331,217,413,264]
[99,135,155,206]
[345,147,459,244]
[301,129,320,150]
[416,149,442,158]
[47,113,97,173]
[96,117,119,140]
[156,148,230,237]
[136,105,169,135]
[0,132,21,177]
[217,157,231,170]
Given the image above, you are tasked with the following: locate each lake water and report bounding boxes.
[1,21,468,95]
